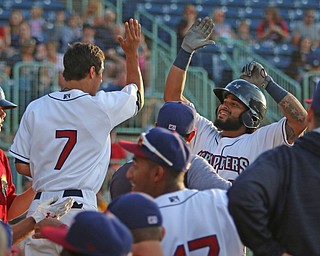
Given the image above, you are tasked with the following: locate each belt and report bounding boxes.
[34,189,83,200]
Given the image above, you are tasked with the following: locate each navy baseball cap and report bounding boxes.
[119,127,191,172]
[0,87,17,109]
[108,192,162,230]
[305,81,320,113]
[157,101,197,135]
[41,211,133,256]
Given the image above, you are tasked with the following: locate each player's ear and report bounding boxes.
[152,164,165,183]
[89,66,95,78]
[161,227,166,240]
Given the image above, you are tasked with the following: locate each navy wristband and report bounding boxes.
[266,81,288,103]
[173,49,193,71]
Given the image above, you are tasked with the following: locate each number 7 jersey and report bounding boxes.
[9,85,139,193]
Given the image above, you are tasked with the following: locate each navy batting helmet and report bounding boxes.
[213,79,267,129]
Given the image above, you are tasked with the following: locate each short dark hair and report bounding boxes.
[63,42,105,81]
[131,226,163,243]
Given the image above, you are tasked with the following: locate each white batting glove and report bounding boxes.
[31,196,75,223]
[182,16,215,53]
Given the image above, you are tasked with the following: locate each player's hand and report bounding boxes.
[32,218,66,239]
[182,17,215,53]
[31,196,74,223]
[118,18,141,56]
[240,61,274,89]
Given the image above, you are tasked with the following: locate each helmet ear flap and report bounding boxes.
[241,110,261,129]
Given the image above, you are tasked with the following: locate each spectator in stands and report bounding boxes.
[79,23,96,44]
[176,4,198,50]
[0,38,15,78]
[292,8,320,48]
[51,10,68,53]
[236,20,255,45]
[285,36,314,82]
[28,6,47,43]
[7,9,24,50]
[211,8,236,40]
[139,33,151,90]
[18,22,39,49]
[94,9,117,53]
[61,13,82,53]
[257,6,289,45]
[82,0,104,25]
[0,25,10,48]
[45,41,65,87]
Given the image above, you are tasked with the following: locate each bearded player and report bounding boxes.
[164,17,307,181]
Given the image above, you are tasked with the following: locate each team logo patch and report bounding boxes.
[169,196,180,203]
[147,216,158,225]
[63,94,71,99]
[168,124,177,131]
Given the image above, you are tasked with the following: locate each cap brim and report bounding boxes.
[213,88,227,103]
[305,98,312,104]
[0,99,17,109]
[41,226,79,252]
[119,140,148,158]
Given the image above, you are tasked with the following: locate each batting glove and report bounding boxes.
[31,196,75,223]
[182,16,215,53]
[240,61,274,89]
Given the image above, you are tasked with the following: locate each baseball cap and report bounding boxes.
[0,87,17,109]
[108,192,162,230]
[157,101,196,135]
[305,81,320,113]
[119,127,191,172]
[41,211,133,256]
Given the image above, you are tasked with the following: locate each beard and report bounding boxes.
[214,116,243,131]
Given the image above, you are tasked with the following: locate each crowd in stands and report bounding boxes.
[176,3,319,86]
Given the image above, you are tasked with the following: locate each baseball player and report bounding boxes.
[119,127,244,256]
[0,86,74,247]
[109,101,231,200]
[164,17,308,181]
[228,82,320,256]
[9,18,143,256]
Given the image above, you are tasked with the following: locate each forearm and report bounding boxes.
[164,50,192,103]
[8,187,35,220]
[11,217,35,245]
[278,93,307,143]
[126,52,144,109]
[265,81,307,143]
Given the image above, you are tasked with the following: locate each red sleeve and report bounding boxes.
[279,19,288,33]
[257,20,266,37]
[0,150,17,210]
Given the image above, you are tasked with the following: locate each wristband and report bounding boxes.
[265,80,288,103]
[173,49,193,71]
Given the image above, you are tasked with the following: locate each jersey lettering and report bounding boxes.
[173,235,219,256]
[198,150,249,174]
[54,130,77,170]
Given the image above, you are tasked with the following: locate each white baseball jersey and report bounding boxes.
[190,113,289,181]
[9,84,138,193]
[156,189,244,256]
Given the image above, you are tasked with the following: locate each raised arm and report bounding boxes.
[164,17,215,103]
[118,18,144,110]
[241,61,307,143]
